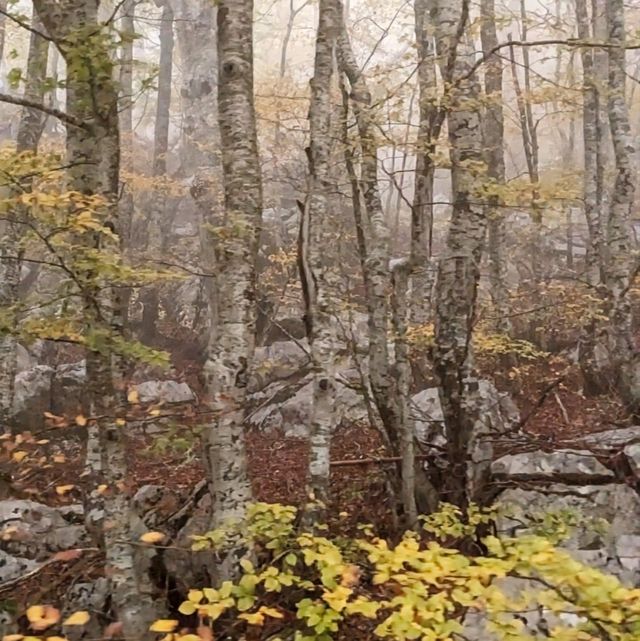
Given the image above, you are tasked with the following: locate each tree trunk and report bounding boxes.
[431,0,488,509]
[603,0,639,414]
[338,5,437,520]
[0,9,49,432]
[173,0,219,176]
[204,0,261,564]
[34,1,161,634]
[411,0,438,325]
[300,0,339,518]
[480,0,511,334]
[141,0,174,343]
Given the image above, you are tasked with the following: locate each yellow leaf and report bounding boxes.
[75,415,87,427]
[47,637,68,641]
[55,485,75,496]
[97,484,108,495]
[140,531,165,544]
[149,620,178,633]
[63,611,90,626]
[259,607,283,619]
[238,612,264,626]
[27,605,61,631]
[178,602,196,616]
[115,418,126,427]
[3,634,24,641]
[175,636,201,641]
[12,451,28,463]
[127,389,139,404]
[187,590,203,604]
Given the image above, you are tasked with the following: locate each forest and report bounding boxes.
[1,0,640,639]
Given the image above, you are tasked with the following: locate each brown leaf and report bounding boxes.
[104,621,124,639]
[52,549,82,562]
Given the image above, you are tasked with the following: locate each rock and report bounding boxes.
[492,450,614,482]
[63,579,109,641]
[615,534,640,573]
[497,484,640,576]
[12,364,53,430]
[134,380,195,404]
[248,377,367,438]
[0,500,88,560]
[624,442,640,476]
[577,426,640,450]
[52,361,87,418]
[0,548,38,583]
[163,490,217,592]
[16,344,34,373]
[251,340,310,391]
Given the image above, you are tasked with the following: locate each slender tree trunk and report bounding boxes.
[118,0,136,332]
[204,0,261,564]
[411,0,438,325]
[141,0,174,342]
[480,0,510,334]
[300,0,339,517]
[0,9,49,433]
[431,0,488,509]
[604,0,639,414]
[174,0,219,176]
[338,6,437,520]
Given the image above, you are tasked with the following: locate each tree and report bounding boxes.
[32,1,160,634]
[480,0,511,334]
[300,0,340,517]
[0,7,49,431]
[431,0,489,509]
[203,0,263,574]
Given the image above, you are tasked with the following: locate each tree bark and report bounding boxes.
[603,0,639,414]
[33,1,161,634]
[480,0,511,334]
[300,0,339,518]
[0,9,49,432]
[204,0,261,561]
[141,0,174,342]
[431,0,489,509]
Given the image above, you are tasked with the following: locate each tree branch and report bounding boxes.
[0,93,89,130]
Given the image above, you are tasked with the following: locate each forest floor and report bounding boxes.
[1,352,631,614]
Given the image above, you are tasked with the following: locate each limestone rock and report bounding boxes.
[133,380,195,404]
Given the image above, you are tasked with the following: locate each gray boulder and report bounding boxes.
[133,380,195,404]
[0,500,88,560]
[12,364,53,430]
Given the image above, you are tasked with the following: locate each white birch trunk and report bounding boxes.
[204,0,261,559]
[301,0,339,516]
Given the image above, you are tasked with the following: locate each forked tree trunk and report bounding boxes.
[338,4,437,521]
[203,0,261,568]
[431,0,489,509]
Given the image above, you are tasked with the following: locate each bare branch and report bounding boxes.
[0,93,89,130]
